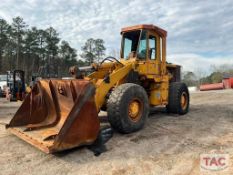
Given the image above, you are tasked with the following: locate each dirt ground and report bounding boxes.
[0,89,233,175]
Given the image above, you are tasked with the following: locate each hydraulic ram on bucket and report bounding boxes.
[6,79,100,153]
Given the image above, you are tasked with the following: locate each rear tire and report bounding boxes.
[167,82,189,115]
[107,83,149,133]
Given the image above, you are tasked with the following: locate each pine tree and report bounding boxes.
[44,27,60,77]
[94,39,106,63]
[80,38,96,64]
[80,38,106,64]
[59,40,77,76]
[0,18,10,73]
[11,16,27,69]
[24,27,40,81]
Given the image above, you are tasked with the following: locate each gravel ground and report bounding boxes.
[0,89,233,175]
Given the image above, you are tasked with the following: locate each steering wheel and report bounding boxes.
[100,56,124,66]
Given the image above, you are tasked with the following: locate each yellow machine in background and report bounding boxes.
[7,24,189,153]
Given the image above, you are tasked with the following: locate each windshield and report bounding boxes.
[121,30,147,59]
[137,30,147,59]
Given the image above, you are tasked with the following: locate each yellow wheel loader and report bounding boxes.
[6,24,189,153]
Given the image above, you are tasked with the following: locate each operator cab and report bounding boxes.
[120,24,167,75]
[120,24,167,61]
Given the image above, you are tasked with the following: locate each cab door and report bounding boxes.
[146,32,161,76]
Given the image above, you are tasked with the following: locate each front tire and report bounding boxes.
[107,83,149,133]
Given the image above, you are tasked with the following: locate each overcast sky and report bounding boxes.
[0,0,233,73]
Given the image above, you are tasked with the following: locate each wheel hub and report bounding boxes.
[181,92,188,110]
[128,99,142,122]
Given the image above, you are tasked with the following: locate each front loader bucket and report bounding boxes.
[6,79,100,153]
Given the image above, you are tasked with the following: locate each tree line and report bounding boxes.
[182,64,233,86]
[0,16,106,82]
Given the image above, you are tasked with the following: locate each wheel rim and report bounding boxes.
[128,99,142,122]
[181,92,188,110]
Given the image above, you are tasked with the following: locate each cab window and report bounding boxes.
[137,30,147,59]
[121,30,141,59]
[149,35,156,60]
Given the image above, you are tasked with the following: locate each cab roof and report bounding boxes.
[121,24,167,37]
